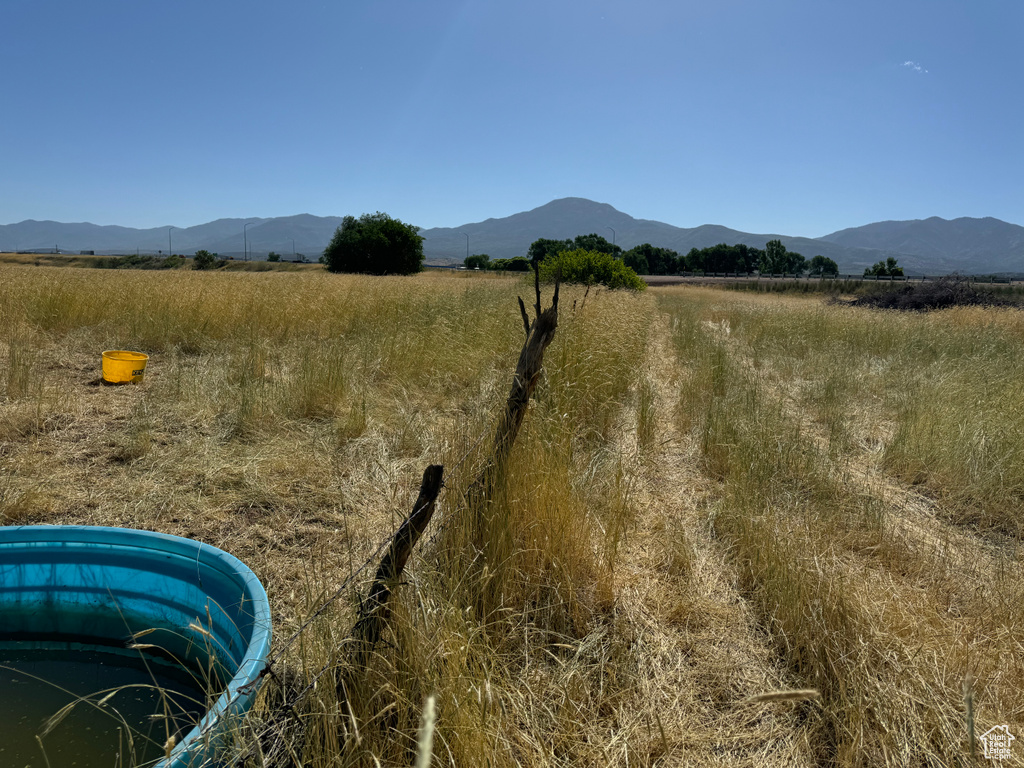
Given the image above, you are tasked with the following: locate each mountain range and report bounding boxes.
[2,199,1022,274]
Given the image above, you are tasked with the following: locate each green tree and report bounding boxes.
[808,255,839,276]
[193,249,217,270]
[539,249,645,291]
[322,212,424,275]
[624,243,678,275]
[685,243,760,274]
[623,250,649,275]
[758,239,806,275]
[864,257,904,277]
[464,254,490,270]
[683,247,702,272]
[572,233,623,258]
[759,239,787,274]
[735,244,762,273]
[528,237,573,264]
[267,251,281,262]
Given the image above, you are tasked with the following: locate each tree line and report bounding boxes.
[468,235,843,277]
[314,212,890,281]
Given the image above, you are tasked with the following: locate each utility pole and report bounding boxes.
[607,227,618,259]
[168,226,174,257]
[462,232,469,262]
[244,221,254,262]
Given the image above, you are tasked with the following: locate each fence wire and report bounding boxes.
[250,423,492,711]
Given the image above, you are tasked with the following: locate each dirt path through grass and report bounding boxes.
[606,311,816,765]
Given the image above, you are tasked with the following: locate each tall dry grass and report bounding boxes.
[661,286,1024,766]
[0,266,666,766]
[7,263,1021,766]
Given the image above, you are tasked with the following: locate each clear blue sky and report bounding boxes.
[2,0,1021,237]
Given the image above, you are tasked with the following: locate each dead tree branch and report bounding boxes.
[518,296,530,337]
[471,265,560,532]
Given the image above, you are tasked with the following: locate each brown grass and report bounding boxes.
[660,285,1024,766]
[3,267,1022,766]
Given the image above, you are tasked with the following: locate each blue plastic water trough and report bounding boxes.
[0,525,272,767]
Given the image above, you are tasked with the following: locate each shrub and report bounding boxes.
[490,256,531,271]
[92,254,185,270]
[94,254,152,269]
[267,252,281,263]
[539,249,646,291]
[193,250,217,270]
[848,274,1019,311]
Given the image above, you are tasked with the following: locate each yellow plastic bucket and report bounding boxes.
[102,350,149,384]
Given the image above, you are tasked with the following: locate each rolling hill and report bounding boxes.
[820,217,1024,274]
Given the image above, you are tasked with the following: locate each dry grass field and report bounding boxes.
[1,265,1021,766]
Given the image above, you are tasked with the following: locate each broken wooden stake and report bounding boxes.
[350,464,444,671]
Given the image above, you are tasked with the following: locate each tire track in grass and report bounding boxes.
[600,310,816,766]
[760,350,1024,761]
[670,287,1024,765]
[749,329,1024,629]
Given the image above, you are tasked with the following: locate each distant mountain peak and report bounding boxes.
[531,197,633,219]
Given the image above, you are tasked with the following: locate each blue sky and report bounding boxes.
[2,0,1021,236]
